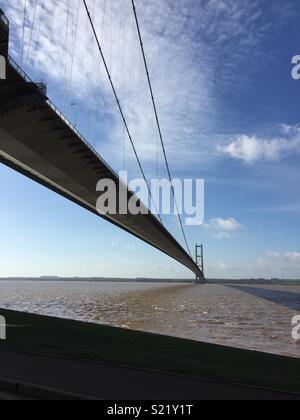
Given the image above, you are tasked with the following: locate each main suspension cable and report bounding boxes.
[69,0,81,91]
[131,0,192,256]
[21,0,27,64]
[25,0,38,68]
[82,0,163,224]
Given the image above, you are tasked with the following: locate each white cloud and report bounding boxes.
[218,125,300,164]
[203,217,244,239]
[206,251,300,279]
[253,251,300,278]
[210,218,243,231]
[269,251,300,262]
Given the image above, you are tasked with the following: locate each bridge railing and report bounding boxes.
[0,10,8,27]
[8,56,32,83]
[7,55,119,180]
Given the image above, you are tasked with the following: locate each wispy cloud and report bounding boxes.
[218,125,300,164]
[2,0,291,172]
[3,0,213,168]
[207,250,300,279]
[203,217,244,239]
[254,251,300,278]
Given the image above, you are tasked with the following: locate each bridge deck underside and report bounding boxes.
[0,60,202,278]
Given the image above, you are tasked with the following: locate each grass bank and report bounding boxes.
[0,309,299,394]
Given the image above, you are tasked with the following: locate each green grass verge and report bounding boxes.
[0,309,299,394]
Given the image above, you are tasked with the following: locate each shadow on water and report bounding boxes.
[227,285,300,312]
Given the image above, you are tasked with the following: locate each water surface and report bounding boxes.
[0,281,299,358]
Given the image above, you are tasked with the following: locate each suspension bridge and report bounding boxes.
[0,4,204,282]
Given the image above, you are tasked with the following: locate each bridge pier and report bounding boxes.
[195,276,206,285]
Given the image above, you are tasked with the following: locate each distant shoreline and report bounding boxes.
[0,277,299,285]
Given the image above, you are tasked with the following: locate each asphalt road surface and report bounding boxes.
[0,350,298,400]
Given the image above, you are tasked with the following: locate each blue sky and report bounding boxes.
[0,0,300,279]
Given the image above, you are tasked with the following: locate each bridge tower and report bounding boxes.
[195,244,205,284]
